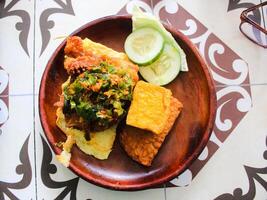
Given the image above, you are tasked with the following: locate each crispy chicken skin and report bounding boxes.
[64,36,85,57]
[120,97,183,166]
[63,36,139,83]
[64,37,100,74]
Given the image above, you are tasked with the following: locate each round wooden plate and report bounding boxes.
[39,15,216,191]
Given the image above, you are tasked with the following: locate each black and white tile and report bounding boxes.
[0,0,266,199]
[0,95,35,200]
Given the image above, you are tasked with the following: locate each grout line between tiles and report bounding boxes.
[0,93,39,97]
[150,0,153,9]
[9,93,39,96]
[164,184,167,200]
[215,83,267,88]
[33,0,38,199]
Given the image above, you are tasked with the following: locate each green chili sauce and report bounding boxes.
[63,62,134,131]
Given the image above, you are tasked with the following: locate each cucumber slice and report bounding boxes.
[139,43,181,86]
[132,6,188,71]
[124,27,164,65]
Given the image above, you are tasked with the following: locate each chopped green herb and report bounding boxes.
[63,61,134,130]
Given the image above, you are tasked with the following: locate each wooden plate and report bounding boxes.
[39,15,216,191]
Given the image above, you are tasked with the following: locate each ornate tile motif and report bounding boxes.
[214,136,267,200]
[0,0,31,57]
[0,66,8,96]
[39,0,75,56]
[0,66,9,129]
[0,135,32,199]
[40,134,79,200]
[0,95,34,199]
[2,0,266,199]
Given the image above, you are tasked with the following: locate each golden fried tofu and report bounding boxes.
[126,81,172,135]
[121,97,183,166]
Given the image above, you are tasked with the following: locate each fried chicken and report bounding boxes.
[63,36,139,83]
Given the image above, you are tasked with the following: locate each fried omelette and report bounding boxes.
[120,82,183,166]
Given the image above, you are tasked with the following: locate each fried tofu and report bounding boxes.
[121,97,183,166]
[126,81,172,135]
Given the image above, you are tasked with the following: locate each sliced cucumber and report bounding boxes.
[132,6,188,71]
[124,27,164,65]
[139,43,181,86]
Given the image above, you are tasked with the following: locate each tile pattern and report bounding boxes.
[0,0,266,199]
[0,66,8,96]
[0,66,9,129]
[39,134,79,200]
[0,0,31,57]
[214,136,267,199]
[38,0,75,56]
[0,135,32,200]
[0,0,35,199]
[0,95,34,199]
[0,0,34,95]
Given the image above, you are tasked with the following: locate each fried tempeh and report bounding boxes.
[120,97,183,166]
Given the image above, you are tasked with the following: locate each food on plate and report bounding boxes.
[126,81,172,135]
[55,36,139,166]
[55,8,186,168]
[120,82,183,166]
[124,6,188,85]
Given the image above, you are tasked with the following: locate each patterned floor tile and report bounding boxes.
[0,0,34,96]
[34,0,127,95]
[1,0,265,199]
[165,84,267,200]
[177,0,267,85]
[0,95,35,200]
